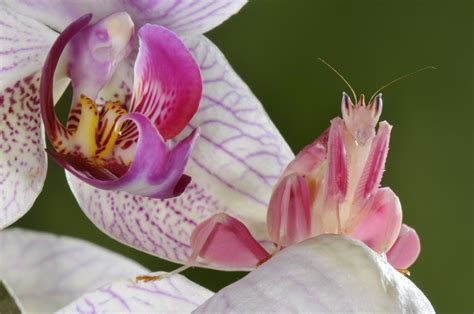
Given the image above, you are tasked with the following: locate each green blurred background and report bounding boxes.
[13,0,472,312]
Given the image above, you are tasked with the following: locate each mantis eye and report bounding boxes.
[341,92,354,119]
[369,93,383,120]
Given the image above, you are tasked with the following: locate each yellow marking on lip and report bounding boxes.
[72,94,99,156]
[54,94,127,163]
[97,100,127,159]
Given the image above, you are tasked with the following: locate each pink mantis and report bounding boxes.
[139,62,434,280]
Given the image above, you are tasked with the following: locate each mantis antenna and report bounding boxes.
[318,58,357,102]
[368,66,437,104]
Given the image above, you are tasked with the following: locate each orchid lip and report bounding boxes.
[39,14,202,198]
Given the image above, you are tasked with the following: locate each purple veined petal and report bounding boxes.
[0,5,57,90]
[195,235,434,313]
[0,6,60,228]
[56,113,199,199]
[65,35,293,269]
[182,35,294,243]
[0,228,148,312]
[58,271,213,313]
[3,0,247,36]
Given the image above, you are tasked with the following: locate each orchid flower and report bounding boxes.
[1,0,420,277]
[0,228,433,313]
[0,0,294,267]
[182,92,421,272]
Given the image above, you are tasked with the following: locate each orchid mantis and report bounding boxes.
[167,61,435,274]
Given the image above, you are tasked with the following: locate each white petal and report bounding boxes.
[184,35,294,242]
[0,5,57,90]
[0,228,148,313]
[0,6,63,228]
[195,235,434,313]
[0,72,48,229]
[58,272,213,313]
[66,35,293,269]
[3,0,247,36]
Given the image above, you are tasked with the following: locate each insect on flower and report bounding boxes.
[142,60,435,279]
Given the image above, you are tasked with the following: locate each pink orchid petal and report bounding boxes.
[40,14,92,142]
[66,36,293,269]
[267,174,311,247]
[353,121,392,209]
[0,228,148,312]
[127,24,202,140]
[387,224,421,269]
[190,213,270,269]
[351,187,402,253]
[2,0,247,36]
[0,6,59,228]
[58,272,213,313]
[54,113,199,198]
[195,235,434,313]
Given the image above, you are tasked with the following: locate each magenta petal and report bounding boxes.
[267,174,312,247]
[40,14,92,142]
[190,213,270,269]
[350,187,402,253]
[129,24,202,140]
[58,113,199,198]
[354,121,392,208]
[387,224,421,269]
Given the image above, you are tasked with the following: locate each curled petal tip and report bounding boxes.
[40,14,93,141]
[173,175,192,196]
